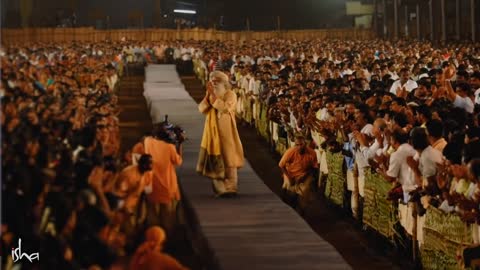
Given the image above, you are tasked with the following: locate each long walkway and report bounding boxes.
[181,75,412,270]
[117,65,207,269]
[146,65,350,270]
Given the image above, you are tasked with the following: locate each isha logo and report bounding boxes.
[11,238,40,263]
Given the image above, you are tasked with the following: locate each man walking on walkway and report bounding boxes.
[197,71,245,197]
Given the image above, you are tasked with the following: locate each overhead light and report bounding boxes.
[174,9,196,14]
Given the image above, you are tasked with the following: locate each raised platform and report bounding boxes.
[144,65,351,270]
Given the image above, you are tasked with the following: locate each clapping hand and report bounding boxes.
[353,131,367,147]
[304,114,325,133]
[396,86,407,98]
[406,156,418,170]
[206,81,215,97]
[374,154,389,171]
[444,65,456,80]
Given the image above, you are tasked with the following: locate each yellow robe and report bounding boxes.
[198,90,244,169]
[196,107,225,179]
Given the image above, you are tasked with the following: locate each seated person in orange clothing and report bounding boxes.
[130,226,189,270]
[130,135,147,165]
[113,154,153,215]
[279,134,319,213]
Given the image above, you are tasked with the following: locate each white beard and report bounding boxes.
[214,84,227,98]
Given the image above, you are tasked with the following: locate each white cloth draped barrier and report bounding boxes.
[144,65,190,124]
[145,64,183,84]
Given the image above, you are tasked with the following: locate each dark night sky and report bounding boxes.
[1,0,351,30]
[219,0,350,30]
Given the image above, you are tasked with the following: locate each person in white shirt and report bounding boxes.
[388,63,399,80]
[350,106,374,218]
[181,52,192,61]
[180,46,188,58]
[316,98,335,122]
[470,71,480,105]
[407,127,444,190]
[247,72,256,94]
[240,55,254,65]
[106,69,118,91]
[173,47,181,60]
[239,70,250,91]
[390,68,418,96]
[230,56,241,75]
[379,128,417,203]
[341,63,354,76]
[256,56,265,65]
[445,81,474,114]
[358,118,388,162]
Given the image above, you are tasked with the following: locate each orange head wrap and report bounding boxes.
[130,226,166,269]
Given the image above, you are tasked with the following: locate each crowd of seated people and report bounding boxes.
[1,42,188,270]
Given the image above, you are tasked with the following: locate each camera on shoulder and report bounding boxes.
[153,115,186,144]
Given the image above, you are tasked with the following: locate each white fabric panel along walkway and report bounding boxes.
[143,65,351,270]
[144,65,191,123]
[145,64,183,84]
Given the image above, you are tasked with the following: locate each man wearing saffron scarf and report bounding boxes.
[130,226,188,270]
[197,71,244,197]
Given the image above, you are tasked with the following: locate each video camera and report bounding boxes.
[157,115,186,144]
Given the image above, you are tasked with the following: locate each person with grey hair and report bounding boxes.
[197,71,245,197]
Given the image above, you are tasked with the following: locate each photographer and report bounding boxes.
[142,123,185,236]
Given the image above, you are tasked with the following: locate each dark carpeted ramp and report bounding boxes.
[143,65,351,270]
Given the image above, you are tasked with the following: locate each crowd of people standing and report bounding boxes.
[2,37,480,269]
[186,38,480,268]
[1,42,189,269]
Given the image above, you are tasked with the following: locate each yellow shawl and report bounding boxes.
[196,108,225,179]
